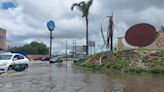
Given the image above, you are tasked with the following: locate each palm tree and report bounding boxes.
[71,0,93,55]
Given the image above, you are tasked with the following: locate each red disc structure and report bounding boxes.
[125,23,156,47]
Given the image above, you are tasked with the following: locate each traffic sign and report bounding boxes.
[47,20,55,31]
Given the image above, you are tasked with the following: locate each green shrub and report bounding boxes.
[149,67,164,74]
[126,68,148,73]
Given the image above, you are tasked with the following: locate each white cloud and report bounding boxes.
[0,0,163,54]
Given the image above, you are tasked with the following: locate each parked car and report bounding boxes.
[33,57,42,61]
[41,57,50,61]
[0,52,29,73]
[49,56,63,63]
[73,57,80,62]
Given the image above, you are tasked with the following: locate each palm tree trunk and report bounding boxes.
[86,16,89,55]
[110,17,113,52]
[110,33,113,51]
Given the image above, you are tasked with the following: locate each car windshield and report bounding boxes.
[52,56,59,60]
[0,55,12,60]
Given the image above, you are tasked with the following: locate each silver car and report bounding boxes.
[49,56,63,63]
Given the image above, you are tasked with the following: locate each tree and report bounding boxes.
[71,0,93,55]
[8,41,49,55]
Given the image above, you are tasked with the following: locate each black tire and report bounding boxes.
[13,64,26,72]
[7,66,13,71]
[24,64,28,69]
[49,61,55,63]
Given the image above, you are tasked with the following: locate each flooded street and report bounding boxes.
[0,61,163,92]
[105,71,164,92]
[0,62,124,92]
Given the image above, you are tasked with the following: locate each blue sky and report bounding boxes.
[0,1,17,9]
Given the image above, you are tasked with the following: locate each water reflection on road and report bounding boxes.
[1,62,163,92]
[50,62,124,92]
[105,71,164,92]
[51,62,164,92]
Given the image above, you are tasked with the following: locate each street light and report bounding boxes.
[47,20,55,59]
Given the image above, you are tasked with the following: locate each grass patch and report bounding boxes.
[126,67,148,73]
[149,67,164,74]
[74,49,164,74]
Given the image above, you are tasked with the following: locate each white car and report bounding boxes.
[0,52,29,73]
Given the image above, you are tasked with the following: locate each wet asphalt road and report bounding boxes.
[0,61,124,92]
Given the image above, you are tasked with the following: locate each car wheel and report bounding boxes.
[24,64,28,69]
[7,66,13,71]
[49,61,54,63]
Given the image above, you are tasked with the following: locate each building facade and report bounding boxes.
[0,28,6,50]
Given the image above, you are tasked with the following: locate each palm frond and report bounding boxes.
[87,0,93,7]
[84,0,93,17]
[77,1,87,17]
[71,1,86,17]
[71,3,79,11]
[71,0,93,17]
[80,3,87,17]
[79,1,85,6]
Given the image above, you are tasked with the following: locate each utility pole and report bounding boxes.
[72,40,77,58]
[94,46,95,54]
[72,40,74,58]
[72,40,75,58]
[75,40,76,56]
[66,40,68,61]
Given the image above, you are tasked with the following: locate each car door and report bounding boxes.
[13,55,21,65]
[13,55,26,64]
[17,55,26,64]
[12,54,27,71]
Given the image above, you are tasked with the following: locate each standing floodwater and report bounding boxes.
[0,62,164,92]
[105,71,164,92]
[50,62,124,92]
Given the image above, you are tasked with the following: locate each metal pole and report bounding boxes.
[94,46,95,54]
[75,40,76,56]
[50,31,52,59]
[72,40,74,59]
[86,16,89,55]
[66,40,68,61]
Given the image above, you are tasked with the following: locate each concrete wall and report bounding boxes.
[27,55,48,61]
[145,31,164,49]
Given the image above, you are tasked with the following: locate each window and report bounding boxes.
[14,55,24,60]
[0,55,12,60]
[13,55,19,59]
[18,55,24,59]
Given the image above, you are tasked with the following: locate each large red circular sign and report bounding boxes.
[125,23,156,47]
